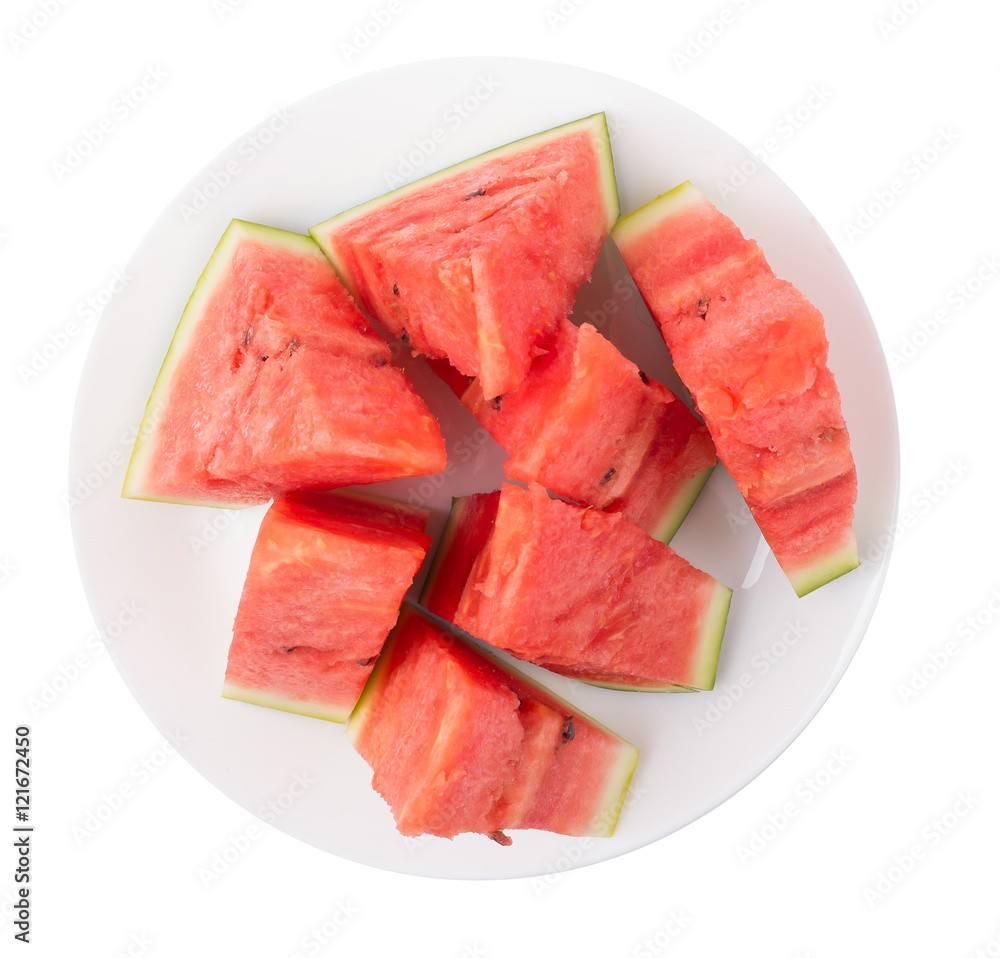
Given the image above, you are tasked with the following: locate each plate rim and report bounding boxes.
[68,54,901,880]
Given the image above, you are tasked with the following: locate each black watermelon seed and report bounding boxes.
[697,296,711,318]
[259,355,269,362]
[356,656,377,668]
[276,646,298,654]
[373,354,388,367]
[491,395,503,411]
[393,282,399,296]
[561,718,576,742]
[638,370,649,385]
[600,468,616,485]
[400,331,410,346]
[243,325,253,346]
[464,188,487,200]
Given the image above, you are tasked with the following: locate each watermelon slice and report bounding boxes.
[123,219,447,507]
[223,490,431,723]
[444,318,716,542]
[612,182,859,596]
[346,607,639,840]
[422,483,732,691]
[309,113,619,400]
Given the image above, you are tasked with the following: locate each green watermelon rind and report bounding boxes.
[788,534,861,598]
[121,219,329,508]
[422,490,733,693]
[689,580,733,690]
[648,461,717,544]
[614,183,862,600]
[222,680,352,725]
[610,179,700,249]
[587,734,640,838]
[308,112,621,300]
[346,607,640,839]
[417,493,475,610]
[574,580,732,693]
[220,490,432,725]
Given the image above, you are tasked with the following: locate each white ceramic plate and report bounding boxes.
[69,57,899,880]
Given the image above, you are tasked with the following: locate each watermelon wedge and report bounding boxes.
[309,113,619,400]
[346,607,639,840]
[123,219,447,507]
[223,491,431,723]
[422,483,732,691]
[612,182,859,596]
[445,318,716,542]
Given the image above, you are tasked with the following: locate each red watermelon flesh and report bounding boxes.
[612,182,858,596]
[123,220,447,508]
[223,490,431,723]
[490,698,565,830]
[422,483,732,691]
[419,489,501,625]
[346,608,639,839]
[615,398,719,543]
[451,318,716,542]
[310,114,619,400]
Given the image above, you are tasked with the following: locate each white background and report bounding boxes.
[2,0,998,955]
